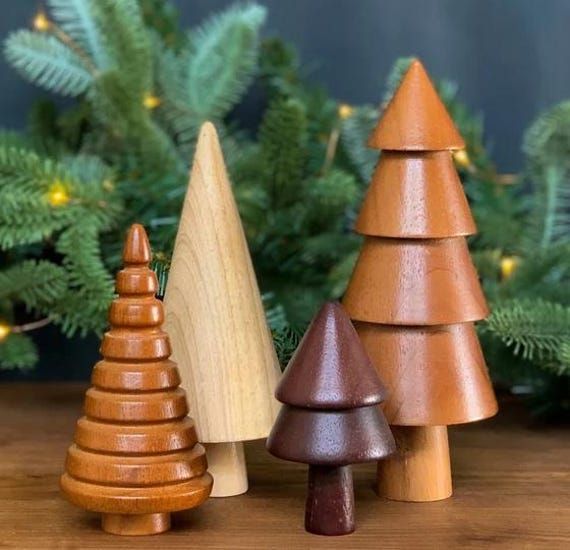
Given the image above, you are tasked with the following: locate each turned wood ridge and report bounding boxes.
[267,302,395,535]
[164,122,281,497]
[60,224,212,535]
[343,59,498,502]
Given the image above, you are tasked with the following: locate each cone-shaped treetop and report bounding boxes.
[368,59,464,151]
[276,302,387,409]
[61,224,212,532]
[267,303,395,466]
[164,122,281,444]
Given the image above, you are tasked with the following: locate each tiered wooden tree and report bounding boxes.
[267,302,395,535]
[343,60,498,502]
[164,122,281,497]
[60,224,212,535]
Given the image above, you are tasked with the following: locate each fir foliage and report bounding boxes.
[1,2,568,419]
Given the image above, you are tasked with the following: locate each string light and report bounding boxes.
[143,94,161,110]
[453,149,471,169]
[0,322,11,342]
[47,181,71,207]
[500,256,519,280]
[337,103,354,120]
[33,11,51,32]
[102,179,115,192]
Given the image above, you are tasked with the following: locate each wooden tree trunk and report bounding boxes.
[305,465,355,536]
[377,425,452,502]
[204,442,248,497]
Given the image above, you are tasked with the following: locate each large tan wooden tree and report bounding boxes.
[343,60,498,502]
[164,122,281,497]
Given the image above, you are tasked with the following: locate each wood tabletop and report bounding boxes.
[0,383,568,549]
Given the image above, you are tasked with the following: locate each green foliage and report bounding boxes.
[486,300,570,375]
[1,4,569,419]
[0,333,37,370]
[5,30,93,96]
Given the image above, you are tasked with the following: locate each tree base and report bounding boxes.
[203,441,248,497]
[101,513,170,535]
[305,465,355,536]
[377,425,452,502]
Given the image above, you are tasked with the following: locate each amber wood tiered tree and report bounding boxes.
[60,224,212,535]
[164,122,281,497]
[267,302,395,535]
[343,60,498,502]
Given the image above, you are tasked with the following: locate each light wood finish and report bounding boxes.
[60,225,212,534]
[1,385,568,549]
[377,426,452,502]
[164,122,281,496]
[204,442,248,497]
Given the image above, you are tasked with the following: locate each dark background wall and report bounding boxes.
[2,0,570,172]
[1,0,569,380]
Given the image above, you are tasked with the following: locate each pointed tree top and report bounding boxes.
[276,302,387,409]
[368,59,465,151]
[123,223,151,266]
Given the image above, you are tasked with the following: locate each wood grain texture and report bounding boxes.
[60,224,212,535]
[377,426,452,502]
[367,59,464,151]
[344,59,497,502]
[204,442,248,497]
[164,122,281,445]
[1,384,568,549]
[267,303,395,536]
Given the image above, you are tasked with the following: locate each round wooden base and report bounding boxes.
[204,441,248,497]
[101,513,171,536]
[377,425,452,502]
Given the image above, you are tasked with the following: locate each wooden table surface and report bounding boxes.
[0,383,568,549]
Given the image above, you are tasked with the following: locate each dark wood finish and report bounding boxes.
[267,303,395,535]
[0,385,568,548]
[60,224,212,535]
[306,465,355,536]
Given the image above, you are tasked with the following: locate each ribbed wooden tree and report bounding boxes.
[164,122,281,497]
[343,60,498,502]
[267,302,395,535]
[60,224,212,535]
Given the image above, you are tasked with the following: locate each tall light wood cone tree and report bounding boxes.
[164,122,282,497]
[343,60,498,502]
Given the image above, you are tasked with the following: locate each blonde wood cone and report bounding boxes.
[204,442,248,497]
[164,123,281,496]
[377,425,452,502]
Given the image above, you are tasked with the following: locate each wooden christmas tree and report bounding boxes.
[164,122,281,497]
[267,302,395,535]
[60,224,212,535]
[343,60,498,502]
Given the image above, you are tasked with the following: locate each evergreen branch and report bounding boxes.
[0,260,67,312]
[184,3,266,120]
[485,299,570,367]
[0,333,38,370]
[4,30,93,96]
[47,0,108,68]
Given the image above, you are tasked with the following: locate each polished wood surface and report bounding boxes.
[60,224,212,535]
[377,426,452,502]
[267,303,395,535]
[164,122,281,497]
[1,384,568,548]
[344,59,497,501]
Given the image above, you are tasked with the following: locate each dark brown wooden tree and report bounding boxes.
[343,59,498,502]
[60,224,213,535]
[267,302,395,536]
